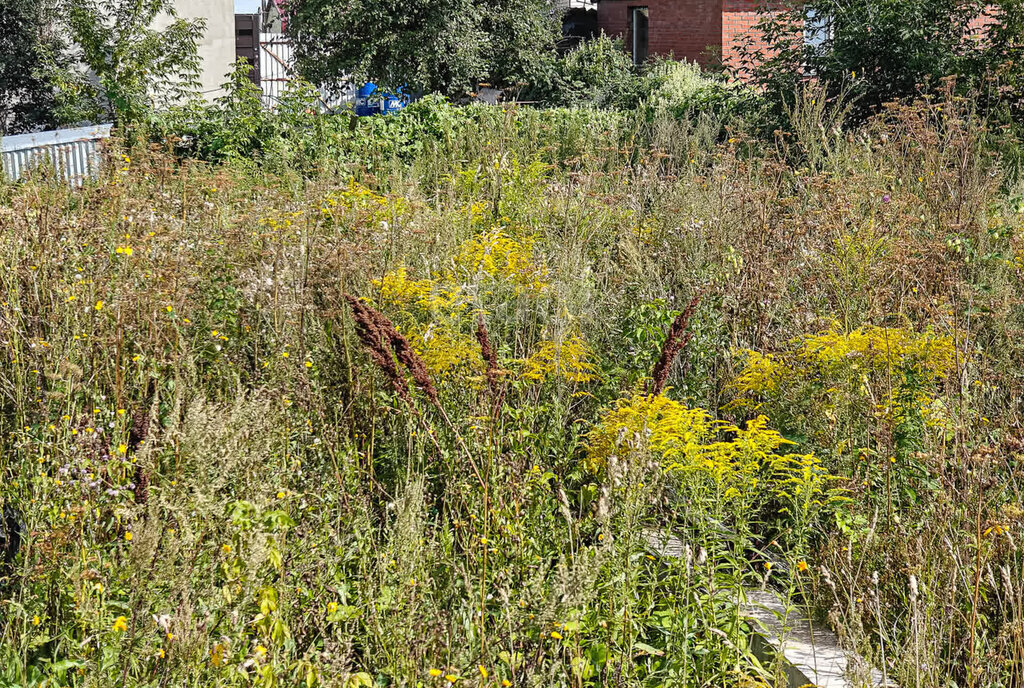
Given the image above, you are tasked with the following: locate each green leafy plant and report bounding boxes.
[64,0,204,126]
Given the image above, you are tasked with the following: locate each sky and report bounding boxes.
[235,0,262,13]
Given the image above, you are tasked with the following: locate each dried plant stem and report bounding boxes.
[345,295,485,490]
[650,292,702,395]
[475,314,506,416]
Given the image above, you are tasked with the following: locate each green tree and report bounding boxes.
[737,0,1023,124]
[0,0,67,134]
[287,0,561,97]
[978,0,1024,123]
[64,0,205,125]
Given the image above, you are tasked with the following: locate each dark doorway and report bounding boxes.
[630,7,649,65]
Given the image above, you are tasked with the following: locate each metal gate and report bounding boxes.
[259,32,355,110]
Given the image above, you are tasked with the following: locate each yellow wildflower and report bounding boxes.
[452,230,549,295]
[521,334,598,385]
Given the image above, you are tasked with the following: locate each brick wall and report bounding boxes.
[597,1,1000,76]
[721,0,767,69]
[597,0,725,66]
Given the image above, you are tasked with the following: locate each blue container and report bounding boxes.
[382,87,410,115]
[354,83,380,117]
[354,83,410,116]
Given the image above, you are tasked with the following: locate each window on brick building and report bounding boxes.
[804,8,831,49]
[630,7,649,65]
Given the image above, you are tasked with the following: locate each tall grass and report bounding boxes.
[1,94,1022,687]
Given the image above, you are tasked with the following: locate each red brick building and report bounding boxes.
[595,0,771,68]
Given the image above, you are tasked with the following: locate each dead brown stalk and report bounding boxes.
[650,292,702,395]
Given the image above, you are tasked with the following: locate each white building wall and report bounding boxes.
[154,0,237,98]
[554,0,597,9]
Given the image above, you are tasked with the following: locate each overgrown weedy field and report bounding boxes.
[2,95,1023,687]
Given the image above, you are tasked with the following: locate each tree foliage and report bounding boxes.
[287,0,561,97]
[64,0,205,125]
[0,0,67,134]
[737,0,1024,124]
[0,0,204,132]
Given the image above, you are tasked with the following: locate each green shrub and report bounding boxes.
[541,34,656,110]
[646,59,761,122]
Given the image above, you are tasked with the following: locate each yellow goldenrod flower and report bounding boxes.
[429,668,442,677]
[797,560,808,572]
[124,532,133,542]
[478,666,488,679]
[550,631,563,640]
[94,300,104,311]
[112,616,128,632]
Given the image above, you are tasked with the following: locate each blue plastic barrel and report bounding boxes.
[354,83,379,117]
[355,83,410,116]
[382,87,409,115]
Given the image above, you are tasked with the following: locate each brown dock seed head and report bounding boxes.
[375,309,438,405]
[344,294,411,402]
[345,294,438,404]
[475,315,500,392]
[128,378,157,453]
[133,465,150,506]
[651,292,702,395]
